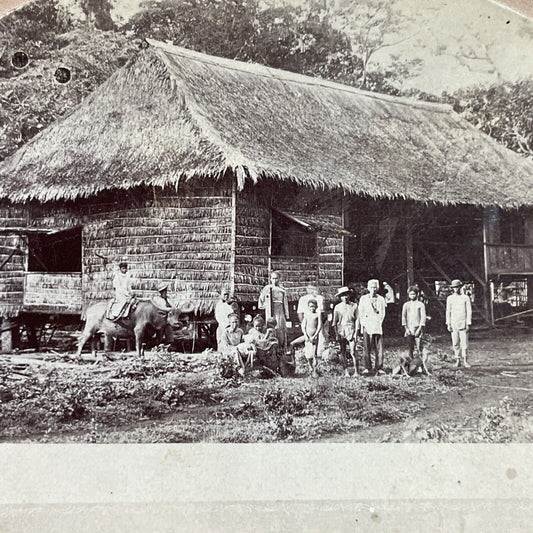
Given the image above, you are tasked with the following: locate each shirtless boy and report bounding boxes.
[301,299,323,378]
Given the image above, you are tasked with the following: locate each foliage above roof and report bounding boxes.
[0,39,532,207]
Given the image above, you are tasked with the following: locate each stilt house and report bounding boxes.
[1,40,533,348]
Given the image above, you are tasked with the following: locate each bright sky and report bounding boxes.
[380,0,533,93]
[4,0,533,94]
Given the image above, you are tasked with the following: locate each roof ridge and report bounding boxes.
[151,47,255,187]
[145,38,452,114]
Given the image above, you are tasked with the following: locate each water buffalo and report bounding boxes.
[76,300,181,358]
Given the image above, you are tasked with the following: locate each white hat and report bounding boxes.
[336,286,351,297]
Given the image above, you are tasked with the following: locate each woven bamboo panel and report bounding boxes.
[0,205,26,317]
[23,273,82,314]
[80,190,233,312]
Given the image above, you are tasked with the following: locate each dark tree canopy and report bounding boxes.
[0,0,529,166]
[445,80,533,157]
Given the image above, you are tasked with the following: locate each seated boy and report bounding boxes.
[219,313,254,374]
[301,298,323,378]
[244,315,279,371]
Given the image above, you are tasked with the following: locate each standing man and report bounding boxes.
[258,271,289,353]
[332,286,359,377]
[215,286,234,351]
[358,279,387,375]
[446,279,472,368]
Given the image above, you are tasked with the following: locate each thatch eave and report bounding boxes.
[0,40,532,209]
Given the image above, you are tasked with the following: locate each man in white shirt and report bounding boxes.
[215,286,234,351]
[446,279,472,368]
[358,279,387,375]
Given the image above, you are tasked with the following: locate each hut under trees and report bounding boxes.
[1,40,533,350]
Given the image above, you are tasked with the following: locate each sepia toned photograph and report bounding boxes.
[0,0,532,448]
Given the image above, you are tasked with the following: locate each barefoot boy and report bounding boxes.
[332,286,359,377]
[393,285,427,376]
[301,298,323,378]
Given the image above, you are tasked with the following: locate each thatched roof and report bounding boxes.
[1,39,532,207]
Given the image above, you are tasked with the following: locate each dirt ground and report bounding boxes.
[1,329,532,443]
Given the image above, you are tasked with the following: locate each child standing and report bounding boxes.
[446,279,472,368]
[332,286,359,377]
[301,299,323,378]
[395,285,427,376]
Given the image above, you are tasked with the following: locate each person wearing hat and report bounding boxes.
[357,279,387,375]
[446,279,472,368]
[152,282,172,311]
[332,286,359,377]
[215,285,234,351]
[109,257,135,319]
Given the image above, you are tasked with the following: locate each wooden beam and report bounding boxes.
[405,225,414,287]
[341,196,345,286]
[229,176,237,297]
[483,207,495,326]
[494,307,533,323]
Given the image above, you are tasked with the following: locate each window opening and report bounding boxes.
[494,279,528,307]
[27,227,82,272]
[271,210,316,257]
[500,211,525,244]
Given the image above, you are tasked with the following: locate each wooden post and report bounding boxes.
[267,195,273,275]
[483,207,495,326]
[0,318,15,353]
[229,176,237,296]
[405,224,414,288]
[341,196,345,286]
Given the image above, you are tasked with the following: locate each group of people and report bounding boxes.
[215,271,473,378]
[110,259,473,376]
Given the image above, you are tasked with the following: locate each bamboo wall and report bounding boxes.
[234,186,270,303]
[317,233,343,298]
[235,182,343,305]
[5,178,344,319]
[28,180,233,314]
[0,205,27,318]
